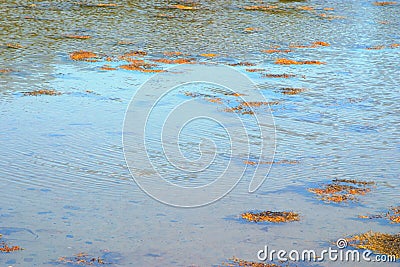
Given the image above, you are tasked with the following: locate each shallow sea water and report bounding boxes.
[0,1,399,266]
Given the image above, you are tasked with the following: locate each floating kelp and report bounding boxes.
[241,211,300,223]
[0,242,22,253]
[289,41,330,48]
[262,49,291,53]
[308,179,375,203]
[279,88,306,95]
[366,45,385,50]
[168,4,197,10]
[152,58,194,64]
[200,53,218,57]
[23,89,62,96]
[275,58,325,65]
[70,51,98,61]
[4,43,24,49]
[119,60,162,72]
[57,252,107,266]
[373,1,397,6]
[243,5,278,11]
[0,69,13,73]
[224,101,279,115]
[223,257,286,267]
[0,235,22,253]
[346,231,400,258]
[358,206,400,224]
[297,6,314,11]
[64,34,91,39]
[264,73,296,78]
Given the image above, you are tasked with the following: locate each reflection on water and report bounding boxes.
[0,0,399,266]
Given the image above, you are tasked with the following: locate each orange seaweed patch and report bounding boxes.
[96,3,117,7]
[123,50,147,57]
[373,1,397,5]
[279,88,306,95]
[5,43,23,49]
[200,53,218,58]
[0,69,12,73]
[275,58,325,65]
[70,51,98,61]
[23,89,62,96]
[57,252,107,265]
[242,101,279,107]
[64,34,91,39]
[223,257,285,267]
[241,211,300,223]
[244,5,278,11]
[366,45,385,50]
[313,41,330,46]
[346,231,400,258]
[319,13,345,19]
[390,43,400,48]
[169,4,196,10]
[297,6,314,11]
[359,206,400,224]
[262,49,291,53]
[152,58,194,64]
[0,243,22,253]
[308,179,375,203]
[324,7,334,11]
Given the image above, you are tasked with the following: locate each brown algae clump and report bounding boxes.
[152,58,194,64]
[275,58,325,65]
[57,252,106,265]
[64,34,91,39]
[244,5,278,11]
[70,51,98,61]
[264,73,296,78]
[346,231,400,258]
[241,211,300,223]
[23,89,62,96]
[359,206,400,224]
[308,179,375,203]
[0,242,22,253]
[223,257,285,266]
[279,88,306,95]
[373,1,397,5]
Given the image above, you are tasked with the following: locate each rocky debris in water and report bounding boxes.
[70,51,99,61]
[23,89,62,96]
[346,231,400,258]
[308,179,375,203]
[358,206,400,224]
[241,211,300,223]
